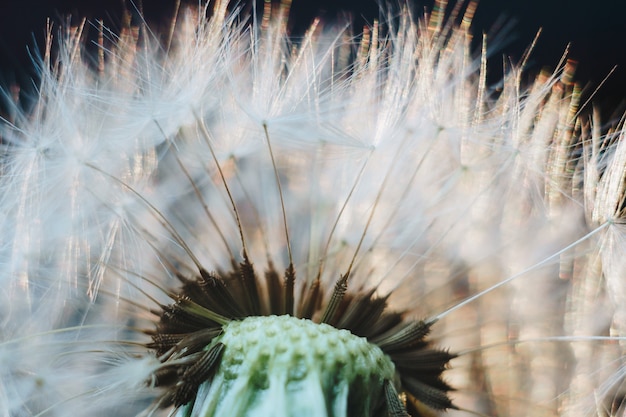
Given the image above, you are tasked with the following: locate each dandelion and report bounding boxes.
[1,1,625,416]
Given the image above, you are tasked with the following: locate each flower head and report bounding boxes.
[1,1,626,416]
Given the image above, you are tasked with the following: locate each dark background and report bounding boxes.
[1,0,625,117]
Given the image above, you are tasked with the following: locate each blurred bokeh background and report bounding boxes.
[1,0,625,117]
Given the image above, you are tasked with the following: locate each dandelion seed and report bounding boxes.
[2,1,626,417]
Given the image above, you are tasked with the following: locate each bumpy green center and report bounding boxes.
[179,315,397,417]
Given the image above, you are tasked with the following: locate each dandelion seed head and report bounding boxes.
[2,0,626,416]
[176,315,397,416]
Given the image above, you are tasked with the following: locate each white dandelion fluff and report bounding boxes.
[1,1,625,416]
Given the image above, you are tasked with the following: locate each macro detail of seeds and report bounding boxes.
[1,0,626,416]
